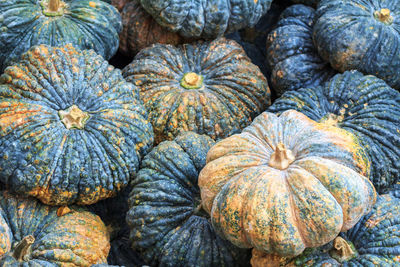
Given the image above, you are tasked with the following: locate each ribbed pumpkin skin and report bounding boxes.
[314,0,400,89]
[123,38,271,144]
[269,71,400,193]
[139,0,273,38]
[0,0,122,72]
[0,191,109,266]
[266,4,335,95]
[198,110,376,257]
[127,132,251,267]
[290,194,400,266]
[0,44,153,205]
[119,0,182,57]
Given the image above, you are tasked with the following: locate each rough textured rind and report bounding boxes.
[123,38,271,144]
[127,132,251,267]
[0,44,153,205]
[289,194,400,266]
[266,4,336,95]
[139,0,273,39]
[0,0,122,72]
[198,110,376,258]
[119,0,182,57]
[0,191,110,266]
[269,71,400,193]
[314,0,400,89]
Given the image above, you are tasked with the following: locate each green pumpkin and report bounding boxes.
[0,0,122,72]
[127,132,251,267]
[0,44,153,205]
[123,37,271,144]
[0,191,110,266]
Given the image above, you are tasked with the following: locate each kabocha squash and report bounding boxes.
[127,132,251,267]
[288,194,400,266]
[119,0,182,58]
[269,71,400,193]
[0,0,122,72]
[0,44,153,205]
[139,0,273,39]
[198,110,376,258]
[314,0,400,89]
[123,37,271,144]
[266,4,336,95]
[0,191,110,266]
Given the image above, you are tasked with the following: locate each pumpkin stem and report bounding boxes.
[374,8,393,24]
[57,206,71,216]
[13,235,35,262]
[181,72,203,89]
[268,143,295,170]
[330,236,357,263]
[58,105,90,130]
[49,0,60,12]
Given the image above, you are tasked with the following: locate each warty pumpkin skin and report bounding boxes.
[266,4,336,95]
[314,0,400,89]
[0,0,122,72]
[198,110,376,258]
[139,0,273,39]
[123,37,271,144]
[0,44,153,205]
[127,132,251,267]
[0,191,110,266]
[269,71,400,193]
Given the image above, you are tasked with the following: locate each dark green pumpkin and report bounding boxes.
[314,0,400,89]
[266,4,335,95]
[268,71,400,193]
[288,194,400,266]
[126,131,251,267]
[139,0,272,39]
[123,37,271,144]
[0,0,122,72]
[0,44,153,205]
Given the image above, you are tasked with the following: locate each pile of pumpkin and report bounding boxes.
[0,0,399,266]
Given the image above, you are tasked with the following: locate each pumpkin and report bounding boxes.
[119,0,182,58]
[269,71,400,193]
[123,37,271,144]
[0,0,122,72]
[266,4,336,95]
[139,0,273,39]
[198,110,376,258]
[314,0,400,89]
[0,44,153,205]
[0,191,110,266]
[127,132,251,267]
[288,194,400,266]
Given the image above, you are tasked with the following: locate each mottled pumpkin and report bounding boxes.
[119,0,182,57]
[127,132,251,267]
[0,191,110,266]
[314,0,400,89]
[288,194,400,266]
[0,44,153,205]
[198,110,376,257]
[0,0,122,72]
[139,0,273,38]
[123,38,271,144]
[266,4,336,95]
[269,71,400,193]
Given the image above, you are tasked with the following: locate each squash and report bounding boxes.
[139,0,273,38]
[314,0,400,89]
[123,37,271,144]
[127,132,251,266]
[198,110,376,258]
[266,4,335,95]
[0,0,122,72]
[269,71,400,193]
[0,44,153,205]
[0,191,109,266]
[119,0,182,57]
